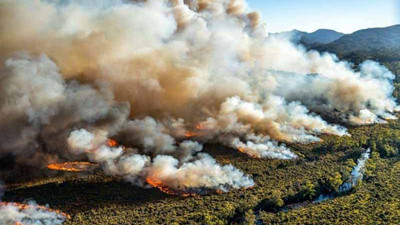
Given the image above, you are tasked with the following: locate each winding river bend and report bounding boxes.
[313,148,371,203]
[282,148,371,211]
[253,149,371,224]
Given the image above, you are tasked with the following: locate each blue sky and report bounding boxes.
[247,0,400,33]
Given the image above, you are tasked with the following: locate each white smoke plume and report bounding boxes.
[0,0,398,191]
[67,128,254,192]
[229,135,296,159]
[0,53,129,169]
[0,201,67,225]
[147,153,254,192]
[0,182,67,225]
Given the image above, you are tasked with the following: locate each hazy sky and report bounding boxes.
[247,0,400,33]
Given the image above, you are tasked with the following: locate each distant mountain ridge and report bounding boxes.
[270,29,345,45]
[300,29,345,44]
[274,25,400,55]
[317,25,400,54]
[274,25,400,63]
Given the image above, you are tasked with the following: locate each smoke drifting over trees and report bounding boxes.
[0,0,398,194]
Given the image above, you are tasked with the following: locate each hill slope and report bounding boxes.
[321,25,400,53]
[312,25,400,63]
[271,29,344,45]
[300,29,345,44]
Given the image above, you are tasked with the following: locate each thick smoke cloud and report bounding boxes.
[0,181,67,225]
[0,201,67,225]
[0,53,129,167]
[67,128,254,191]
[0,0,398,192]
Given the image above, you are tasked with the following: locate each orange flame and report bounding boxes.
[195,124,204,130]
[85,138,124,153]
[107,139,118,147]
[236,147,259,159]
[47,162,98,172]
[237,147,246,153]
[107,138,126,151]
[184,132,197,138]
[184,124,205,138]
[146,177,197,197]
[0,202,71,220]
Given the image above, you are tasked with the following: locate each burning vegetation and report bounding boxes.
[0,202,70,225]
[237,147,246,154]
[145,176,229,197]
[184,132,198,138]
[146,177,198,197]
[47,162,98,172]
[107,139,118,147]
[0,0,399,216]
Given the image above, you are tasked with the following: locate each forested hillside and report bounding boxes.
[312,25,400,64]
[319,25,400,54]
[300,29,344,44]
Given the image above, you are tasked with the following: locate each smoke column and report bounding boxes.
[0,201,67,225]
[68,128,254,192]
[0,182,68,225]
[0,0,397,192]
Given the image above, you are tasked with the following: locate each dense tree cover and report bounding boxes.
[3,117,400,224]
[306,25,400,64]
[3,46,400,225]
[259,156,400,225]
